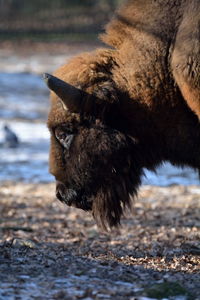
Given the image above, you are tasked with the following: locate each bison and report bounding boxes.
[44,0,200,229]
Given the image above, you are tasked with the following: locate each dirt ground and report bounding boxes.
[0,182,199,300]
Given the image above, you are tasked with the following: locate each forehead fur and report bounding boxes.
[53,48,115,87]
[47,48,116,129]
[47,98,80,130]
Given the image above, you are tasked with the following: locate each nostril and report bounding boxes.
[56,190,63,201]
[56,180,66,202]
[55,181,78,206]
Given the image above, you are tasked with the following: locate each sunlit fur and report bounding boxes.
[47,0,200,229]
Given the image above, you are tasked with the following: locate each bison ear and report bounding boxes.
[43,73,81,113]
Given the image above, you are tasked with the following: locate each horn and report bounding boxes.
[43,73,81,113]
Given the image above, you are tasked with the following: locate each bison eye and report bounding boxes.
[55,128,74,150]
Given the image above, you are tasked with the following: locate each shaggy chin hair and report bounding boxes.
[61,121,144,230]
[92,177,140,230]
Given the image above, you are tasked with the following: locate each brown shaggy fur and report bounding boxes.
[47,0,200,229]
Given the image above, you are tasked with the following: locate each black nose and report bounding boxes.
[55,181,77,206]
[56,189,64,202]
[56,180,67,203]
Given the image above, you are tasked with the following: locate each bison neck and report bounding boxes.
[111,89,200,172]
[109,46,200,171]
[159,105,200,170]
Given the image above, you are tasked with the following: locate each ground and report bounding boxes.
[0,182,199,300]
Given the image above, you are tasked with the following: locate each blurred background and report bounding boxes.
[0,0,199,185]
[0,0,122,42]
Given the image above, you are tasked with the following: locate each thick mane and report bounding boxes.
[100,0,134,49]
[100,0,182,49]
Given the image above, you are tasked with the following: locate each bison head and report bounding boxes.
[45,52,144,229]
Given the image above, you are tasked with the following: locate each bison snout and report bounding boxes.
[56,181,77,206]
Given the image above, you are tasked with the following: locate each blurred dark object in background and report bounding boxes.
[0,0,124,42]
[3,124,19,148]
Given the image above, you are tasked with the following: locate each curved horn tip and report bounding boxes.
[43,73,52,84]
[42,73,81,113]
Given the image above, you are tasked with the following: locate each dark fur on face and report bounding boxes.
[53,118,143,229]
